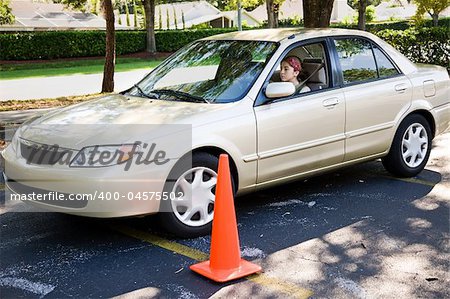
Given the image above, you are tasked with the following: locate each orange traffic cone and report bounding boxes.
[190,154,261,282]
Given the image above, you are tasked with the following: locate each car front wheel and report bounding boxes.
[382,114,432,177]
[158,152,224,238]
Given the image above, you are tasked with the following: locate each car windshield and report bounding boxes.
[128,40,278,103]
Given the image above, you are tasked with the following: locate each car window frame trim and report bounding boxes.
[254,37,338,107]
[212,40,280,103]
[330,35,404,89]
[371,43,404,79]
[125,40,280,104]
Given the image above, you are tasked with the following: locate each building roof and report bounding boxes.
[1,0,127,31]
[374,0,450,21]
[155,1,222,29]
[221,10,261,25]
[152,1,262,29]
[374,0,417,20]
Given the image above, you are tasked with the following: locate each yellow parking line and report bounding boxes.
[382,176,437,187]
[112,225,208,261]
[112,225,313,299]
[247,274,314,299]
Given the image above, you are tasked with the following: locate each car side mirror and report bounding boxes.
[265,82,295,99]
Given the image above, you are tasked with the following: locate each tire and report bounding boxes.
[382,114,432,177]
[158,152,235,238]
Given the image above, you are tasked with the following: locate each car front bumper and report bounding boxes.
[2,143,174,217]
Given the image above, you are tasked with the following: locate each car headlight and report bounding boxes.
[70,144,141,168]
[9,115,41,152]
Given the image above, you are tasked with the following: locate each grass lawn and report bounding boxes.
[0,57,163,80]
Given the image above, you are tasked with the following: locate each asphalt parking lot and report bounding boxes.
[1,133,449,299]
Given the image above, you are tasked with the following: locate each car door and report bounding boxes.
[254,40,346,184]
[332,37,413,161]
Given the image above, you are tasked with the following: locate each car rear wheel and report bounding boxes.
[158,152,234,238]
[382,114,432,177]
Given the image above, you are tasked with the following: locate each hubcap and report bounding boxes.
[171,167,217,227]
[401,123,428,168]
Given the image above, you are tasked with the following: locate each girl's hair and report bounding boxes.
[282,56,301,72]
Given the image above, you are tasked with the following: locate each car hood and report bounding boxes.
[18,94,226,149]
[31,94,225,125]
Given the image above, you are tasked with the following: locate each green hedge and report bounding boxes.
[0,28,235,60]
[0,31,145,60]
[274,17,450,31]
[375,27,450,67]
[333,17,450,32]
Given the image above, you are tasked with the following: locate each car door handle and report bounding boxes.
[395,83,408,92]
[323,97,340,108]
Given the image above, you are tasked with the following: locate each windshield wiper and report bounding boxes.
[133,84,159,99]
[150,89,210,104]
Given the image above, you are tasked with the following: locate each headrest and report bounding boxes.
[302,62,326,84]
[303,58,323,64]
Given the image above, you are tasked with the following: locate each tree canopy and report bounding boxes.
[413,0,450,26]
[53,0,88,11]
[0,0,15,25]
[223,0,264,11]
[347,0,383,9]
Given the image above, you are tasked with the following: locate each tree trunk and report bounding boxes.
[266,0,275,28]
[143,0,156,53]
[273,3,279,28]
[303,0,334,28]
[432,13,439,27]
[358,0,367,31]
[101,0,115,93]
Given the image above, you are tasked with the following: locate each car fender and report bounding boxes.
[379,93,413,153]
[193,133,257,191]
[165,132,257,193]
[388,99,436,149]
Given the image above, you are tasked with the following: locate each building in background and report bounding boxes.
[249,0,354,24]
[1,0,128,31]
[374,0,450,21]
[374,0,418,21]
[147,1,260,29]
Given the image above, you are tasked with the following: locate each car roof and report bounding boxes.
[203,28,374,43]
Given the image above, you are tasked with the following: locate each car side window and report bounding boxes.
[372,45,399,78]
[270,42,329,93]
[255,40,332,106]
[334,38,378,84]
